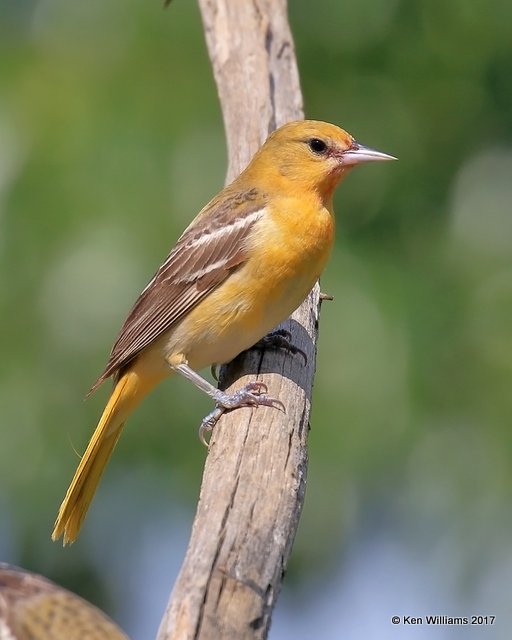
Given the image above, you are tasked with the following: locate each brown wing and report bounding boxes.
[90,187,266,392]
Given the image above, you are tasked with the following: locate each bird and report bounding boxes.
[0,563,128,639]
[52,120,395,544]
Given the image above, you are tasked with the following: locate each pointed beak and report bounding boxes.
[342,142,397,166]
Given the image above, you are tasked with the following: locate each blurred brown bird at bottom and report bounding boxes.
[0,563,128,640]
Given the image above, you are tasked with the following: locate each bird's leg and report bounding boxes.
[170,362,285,446]
[250,328,307,365]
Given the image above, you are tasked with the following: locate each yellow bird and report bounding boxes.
[52,120,395,544]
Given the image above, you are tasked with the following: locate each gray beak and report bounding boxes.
[342,142,397,166]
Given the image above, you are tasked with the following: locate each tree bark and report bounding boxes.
[158,2,322,638]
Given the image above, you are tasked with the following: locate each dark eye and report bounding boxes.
[308,138,328,154]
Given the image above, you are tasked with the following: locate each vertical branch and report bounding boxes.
[158,2,322,638]
[200,0,303,181]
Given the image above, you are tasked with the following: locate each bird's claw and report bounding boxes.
[198,381,285,447]
[199,405,225,446]
[253,329,307,365]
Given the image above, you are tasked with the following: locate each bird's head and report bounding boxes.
[247,120,396,206]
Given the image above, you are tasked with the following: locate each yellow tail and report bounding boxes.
[52,368,159,545]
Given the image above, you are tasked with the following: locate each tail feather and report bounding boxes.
[52,370,152,545]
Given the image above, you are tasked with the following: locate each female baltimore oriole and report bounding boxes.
[52,120,395,544]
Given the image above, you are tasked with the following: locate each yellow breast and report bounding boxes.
[164,198,335,370]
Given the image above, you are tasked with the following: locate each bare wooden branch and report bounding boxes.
[158,2,323,638]
[199,0,304,183]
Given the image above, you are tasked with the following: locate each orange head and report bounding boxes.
[245,120,396,205]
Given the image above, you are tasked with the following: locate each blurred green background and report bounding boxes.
[1,0,511,638]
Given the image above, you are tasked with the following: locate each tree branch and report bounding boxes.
[158,2,322,638]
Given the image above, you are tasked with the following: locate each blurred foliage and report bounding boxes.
[1,0,511,638]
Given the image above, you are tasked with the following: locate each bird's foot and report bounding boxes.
[198,381,285,446]
[252,329,307,365]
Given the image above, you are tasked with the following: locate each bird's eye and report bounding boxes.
[308,138,328,154]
